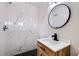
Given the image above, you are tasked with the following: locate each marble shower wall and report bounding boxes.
[0,2,49,55]
[0,2,8,56]
[6,2,39,55]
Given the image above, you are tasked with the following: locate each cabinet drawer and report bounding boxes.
[37,41,55,56]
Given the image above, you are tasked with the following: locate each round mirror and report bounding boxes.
[48,4,71,29]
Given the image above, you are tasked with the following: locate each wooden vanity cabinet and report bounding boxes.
[37,41,70,56]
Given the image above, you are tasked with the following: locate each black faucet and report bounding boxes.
[51,33,59,41]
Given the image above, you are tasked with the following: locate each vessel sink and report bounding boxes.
[37,38,70,52]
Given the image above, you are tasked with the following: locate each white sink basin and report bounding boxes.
[37,38,70,52]
[42,39,60,45]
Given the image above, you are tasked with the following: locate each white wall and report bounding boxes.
[43,2,79,56]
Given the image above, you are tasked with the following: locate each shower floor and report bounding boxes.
[15,49,37,56]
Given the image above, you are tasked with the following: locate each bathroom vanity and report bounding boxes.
[37,38,70,56]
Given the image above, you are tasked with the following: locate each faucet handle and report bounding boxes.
[51,33,56,37]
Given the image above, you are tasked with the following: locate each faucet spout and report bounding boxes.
[51,33,59,41]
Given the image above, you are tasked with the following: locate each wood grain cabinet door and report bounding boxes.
[37,41,70,56]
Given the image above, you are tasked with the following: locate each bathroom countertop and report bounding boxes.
[37,38,70,52]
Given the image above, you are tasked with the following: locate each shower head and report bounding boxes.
[9,2,12,4]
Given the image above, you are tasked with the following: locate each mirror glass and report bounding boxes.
[48,4,71,29]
